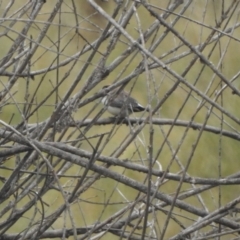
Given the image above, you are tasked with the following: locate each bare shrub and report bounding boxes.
[0,0,240,239]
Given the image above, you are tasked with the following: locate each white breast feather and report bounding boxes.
[107,106,122,115]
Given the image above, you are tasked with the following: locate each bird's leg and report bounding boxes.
[108,116,125,125]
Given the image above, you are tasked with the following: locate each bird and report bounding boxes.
[101,85,149,117]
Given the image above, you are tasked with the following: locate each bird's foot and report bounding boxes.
[108,116,128,125]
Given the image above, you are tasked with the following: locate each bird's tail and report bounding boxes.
[134,105,150,112]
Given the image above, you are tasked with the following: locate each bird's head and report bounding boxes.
[102,85,110,89]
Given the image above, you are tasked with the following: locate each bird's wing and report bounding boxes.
[110,92,145,111]
[109,92,128,108]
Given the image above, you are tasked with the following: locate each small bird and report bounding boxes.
[101,85,149,117]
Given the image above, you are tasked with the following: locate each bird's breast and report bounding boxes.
[107,106,123,115]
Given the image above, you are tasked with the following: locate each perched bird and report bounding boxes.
[101,85,149,117]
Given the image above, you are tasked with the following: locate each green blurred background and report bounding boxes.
[1,1,240,239]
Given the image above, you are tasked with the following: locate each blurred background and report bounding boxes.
[0,0,240,239]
